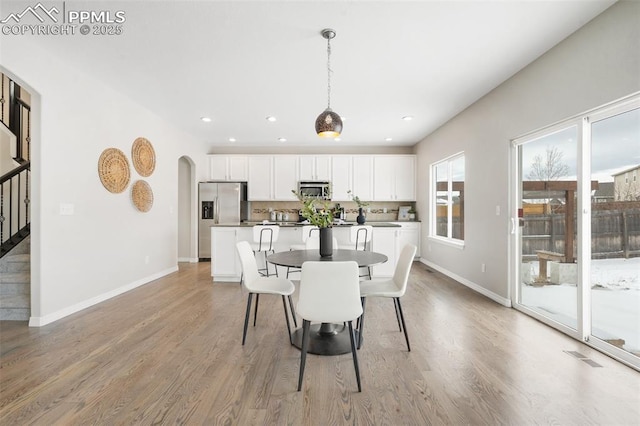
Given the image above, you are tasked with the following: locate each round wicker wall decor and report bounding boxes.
[131,180,154,212]
[98,148,131,193]
[131,137,156,177]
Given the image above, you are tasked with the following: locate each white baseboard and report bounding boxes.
[28,266,179,327]
[419,259,511,307]
[178,257,199,263]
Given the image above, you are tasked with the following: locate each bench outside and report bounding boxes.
[535,250,566,282]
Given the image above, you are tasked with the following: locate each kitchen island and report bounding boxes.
[209,222,408,282]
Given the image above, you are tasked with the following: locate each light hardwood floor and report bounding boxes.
[1,262,638,425]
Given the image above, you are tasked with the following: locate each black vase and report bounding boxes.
[357,208,366,225]
[319,227,333,257]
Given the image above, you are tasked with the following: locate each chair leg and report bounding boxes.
[357,297,366,349]
[264,252,270,277]
[242,293,254,345]
[393,298,403,332]
[288,295,298,327]
[272,251,278,277]
[281,296,293,345]
[253,294,260,326]
[395,297,411,352]
[348,321,362,392]
[298,320,311,391]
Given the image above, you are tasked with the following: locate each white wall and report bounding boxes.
[0,125,17,175]
[1,38,210,325]
[415,1,640,302]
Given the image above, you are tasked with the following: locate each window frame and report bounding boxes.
[429,151,465,248]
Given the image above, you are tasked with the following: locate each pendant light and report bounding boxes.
[315,28,343,138]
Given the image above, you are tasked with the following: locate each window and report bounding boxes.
[431,152,465,243]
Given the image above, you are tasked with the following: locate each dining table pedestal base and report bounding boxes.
[292,322,360,355]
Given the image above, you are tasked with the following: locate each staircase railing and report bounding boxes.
[1,72,31,258]
[0,161,30,258]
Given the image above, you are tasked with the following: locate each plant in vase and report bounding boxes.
[292,189,334,256]
[347,190,369,224]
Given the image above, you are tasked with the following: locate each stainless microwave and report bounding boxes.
[298,181,331,200]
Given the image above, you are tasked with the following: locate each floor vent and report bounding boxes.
[564,350,603,368]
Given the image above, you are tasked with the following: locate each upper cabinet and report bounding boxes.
[351,156,374,202]
[247,156,273,200]
[273,155,299,201]
[299,155,332,181]
[373,155,416,201]
[208,155,248,181]
[331,156,352,201]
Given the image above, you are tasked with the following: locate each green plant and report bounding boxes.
[347,190,369,208]
[291,190,334,228]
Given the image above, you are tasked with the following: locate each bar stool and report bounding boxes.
[340,225,373,279]
[286,226,319,278]
[251,225,279,277]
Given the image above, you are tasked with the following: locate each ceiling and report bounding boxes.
[6,0,616,147]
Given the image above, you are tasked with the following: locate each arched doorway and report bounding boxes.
[178,155,197,262]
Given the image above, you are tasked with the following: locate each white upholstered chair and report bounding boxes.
[236,241,297,345]
[305,235,339,250]
[358,244,417,351]
[296,261,363,392]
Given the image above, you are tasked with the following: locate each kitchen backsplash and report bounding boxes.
[250,201,417,222]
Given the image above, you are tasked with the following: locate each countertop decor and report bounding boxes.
[98,148,131,193]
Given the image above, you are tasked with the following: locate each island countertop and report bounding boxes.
[210,221,409,228]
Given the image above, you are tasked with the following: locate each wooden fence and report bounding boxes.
[522,205,640,260]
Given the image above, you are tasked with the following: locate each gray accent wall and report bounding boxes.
[415,1,640,301]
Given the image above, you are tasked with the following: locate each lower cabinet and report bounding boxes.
[211,228,240,281]
[391,222,421,260]
[371,228,398,278]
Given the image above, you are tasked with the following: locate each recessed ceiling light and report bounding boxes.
[402,116,413,121]
[201,117,212,122]
[278,137,287,142]
[266,116,277,122]
[334,137,341,142]
[229,138,236,142]
[385,137,393,142]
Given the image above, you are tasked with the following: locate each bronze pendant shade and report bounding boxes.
[315,108,343,138]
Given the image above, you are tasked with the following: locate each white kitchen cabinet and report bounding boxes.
[273,155,299,200]
[371,227,398,278]
[331,156,352,201]
[351,156,374,202]
[373,155,416,201]
[391,221,421,259]
[299,155,332,181]
[208,155,248,181]
[247,156,273,200]
[211,227,240,280]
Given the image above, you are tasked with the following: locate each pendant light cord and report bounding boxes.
[326,36,332,109]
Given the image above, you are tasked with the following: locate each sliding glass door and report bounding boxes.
[512,95,639,369]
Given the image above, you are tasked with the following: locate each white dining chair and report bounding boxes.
[296,261,363,392]
[251,225,279,277]
[236,241,297,345]
[358,244,417,351]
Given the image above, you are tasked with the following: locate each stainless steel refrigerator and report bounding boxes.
[198,182,248,259]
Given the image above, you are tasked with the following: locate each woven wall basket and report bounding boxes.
[131,180,154,212]
[98,148,131,193]
[132,137,156,177]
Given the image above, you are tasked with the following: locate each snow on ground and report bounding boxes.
[522,257,640,355]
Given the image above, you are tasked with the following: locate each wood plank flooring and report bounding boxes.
[1,262,638,425]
